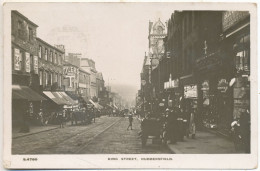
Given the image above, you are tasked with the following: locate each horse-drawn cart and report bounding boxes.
[140,116,166,147]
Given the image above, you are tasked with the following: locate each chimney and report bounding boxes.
[55,45,65,52]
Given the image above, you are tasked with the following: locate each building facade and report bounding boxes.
[80,58,97,99]
[79,68,91,101]
[147,11,250,136]
[11,11,45,126]
[37,38,64,92]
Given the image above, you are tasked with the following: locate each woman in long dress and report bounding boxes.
[189,110,196,139]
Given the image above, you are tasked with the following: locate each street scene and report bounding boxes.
[11,6,250,154]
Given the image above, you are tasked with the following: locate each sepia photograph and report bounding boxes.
[3,1,258,169]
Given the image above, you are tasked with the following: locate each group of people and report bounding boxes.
[164,106,196,144]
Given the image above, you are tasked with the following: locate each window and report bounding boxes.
[60,55,62,65]
[48,72,52,85]
[55,73,58,83]
[18,20,23,38]
[54,53,57,64]
[29,27,33,41]
[45,48,48,60]
[30,54,33,72]
[39,70,43,85]
[45,72,48,86]
[49,51,53,62]
[39,46,42,58]
[59,75,62,88]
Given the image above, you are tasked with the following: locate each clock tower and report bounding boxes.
[148,18,167,69]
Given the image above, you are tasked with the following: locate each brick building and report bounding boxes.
[11,11,46,127]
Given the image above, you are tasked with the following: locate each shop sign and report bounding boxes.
[14,48,21,70]
[217,79,228,93]
[34,56,38,74]
[63,66,79,76]
[184,84,198,99]
[164,79,179,89]
[25,52,30,73]
[234,87,249,99]
[201,80,209,91]
[222,11,249,32]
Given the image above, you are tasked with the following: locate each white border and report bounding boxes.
[2,1,258,169]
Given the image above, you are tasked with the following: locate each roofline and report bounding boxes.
[79,68,91,75]
[12,10,38,27]
[36,37,65,53]
[63,61,79,68]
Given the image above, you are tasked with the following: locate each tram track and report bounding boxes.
[73,117,123,154]
[20,117,122,154]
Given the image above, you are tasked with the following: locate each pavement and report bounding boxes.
[166,130,236,154]
[12,124,59,139]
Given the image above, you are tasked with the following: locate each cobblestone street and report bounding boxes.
[12,116,171,154]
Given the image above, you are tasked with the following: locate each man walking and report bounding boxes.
[127,113,133,130]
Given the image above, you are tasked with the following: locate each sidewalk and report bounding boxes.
[167,131,236,154]
[12,117,103,139]
[12,124,59,139]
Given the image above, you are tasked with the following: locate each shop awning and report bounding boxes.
[88,99,103,110]
[81,96,89,103]
[43,91,69,105]
[89,99,96,106]
[113,104,119,109]
[12,85,46,101]
[97,103,104,109]
[66,91,79,100]
[59,92,78,105]
[106,104,114,109]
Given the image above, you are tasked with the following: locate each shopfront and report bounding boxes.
[163,75,180,108]
[183,84,198,111]
[222,11,250,120]
[197,74,233,132]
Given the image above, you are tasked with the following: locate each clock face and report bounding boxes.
[156,26,163,34]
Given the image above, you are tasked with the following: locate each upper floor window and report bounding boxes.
[39,46,42,58]
[39,70,43,85]
[49,51,53,62]
[45,48,48,60]
[59,55,62,65]
[18,20,23,38]
[29,27,33,41]
[54,53,57,64]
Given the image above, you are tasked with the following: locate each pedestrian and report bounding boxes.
[20,108,30,133]
[167,107,178,144]
[189,109,196,139]
[240,108,250,153]
[58,110,65,128]
[127,113,133,130]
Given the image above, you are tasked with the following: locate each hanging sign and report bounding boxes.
[184,84,198,99]
[34,56,38,74]
[25,52,30,72]
[14,48,21,70]
[217,79,228,93]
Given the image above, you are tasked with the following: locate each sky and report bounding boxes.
[12,3,174,102]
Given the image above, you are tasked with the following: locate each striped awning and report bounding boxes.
[43,91,69,105]
[12,85,46,101]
